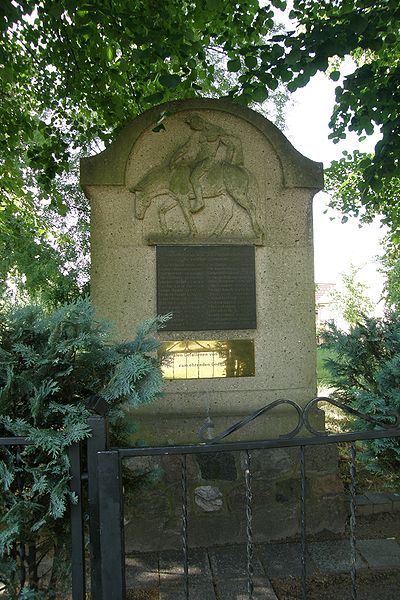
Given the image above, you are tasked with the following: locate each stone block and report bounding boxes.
[357,539,400,569]
[355,494,373,516]
[208,545,264,578]
[364,492,393,514]
[159,581,216,600]
[213,576,278,600]
[227,481,274,512]
[159,548,211,583]
[187,514,244,548]
[195,451,237,481]
[305,444,340,475]
[387,492,400,511]
[308,540,367,573]
[257,542,318,579]
[125,552,159,589]
[194,485,224,512]
[160,454,200,483]
[306,494,347,534]
[251,504,299,542]
[241,448,298,481]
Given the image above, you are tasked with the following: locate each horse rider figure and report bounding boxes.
[170,113,244,213]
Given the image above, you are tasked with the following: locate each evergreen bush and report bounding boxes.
[321,312,400,486]
[0,298,168,598]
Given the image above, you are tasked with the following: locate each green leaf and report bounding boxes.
[159,74,181,90]
[330,71,341,81]
[244,55,257,69]
[145,92,164,105]
[252,85,269,103]
[227,58,241,72]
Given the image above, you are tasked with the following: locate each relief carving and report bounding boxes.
[129,113,264,243]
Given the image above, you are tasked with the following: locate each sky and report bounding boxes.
[282,69,386,308]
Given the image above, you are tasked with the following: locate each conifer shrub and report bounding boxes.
[0,298,168,598]
[321,312,400,486]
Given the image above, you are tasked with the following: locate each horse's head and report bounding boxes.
[129,187,150,220]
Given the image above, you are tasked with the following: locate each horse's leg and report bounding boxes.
[230,190,263,239]
[178,196,198,235]
[158,198,179,234]
[212,198,233,235]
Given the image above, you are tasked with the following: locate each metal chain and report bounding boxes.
[300,445,307,600]
[181,454,189,600]
[349,442,358,600]
[245,450,254,599]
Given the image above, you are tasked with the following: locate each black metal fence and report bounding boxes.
[2,397,400,600]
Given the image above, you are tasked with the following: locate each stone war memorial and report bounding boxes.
[80,99,345,549]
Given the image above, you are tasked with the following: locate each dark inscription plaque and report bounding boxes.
[157,245,256,331]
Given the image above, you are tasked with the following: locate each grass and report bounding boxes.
[316,346,337,389]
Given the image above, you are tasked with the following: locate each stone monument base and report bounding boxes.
[123,408,346,552]
[123,443,346,552]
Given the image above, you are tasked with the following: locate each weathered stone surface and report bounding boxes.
[364,492,393,514]
[306,494,347,534]
[274,477,303,504]
[243,448,298,480]
[126,487,170,519]
[308,540,367,573]
[213,576,278,600]
[83,99,322,441]
[196,452,237,481]
[160,454,200,483]
[387,492,400,511]
[125,553,159,589]
[358,539,400,569]
[306,444,340,475]
[81,98,335,551]
[355,494,374,516]
[194,485,223,512]
[257,542,317,578]
[251,504,299,541]
[159,548,211,582]
[227,481,274,512]
[159,581,216,600]
[187,514,244,547]
[208,545,264,578]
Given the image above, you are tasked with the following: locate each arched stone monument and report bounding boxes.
[81,99,344,548]
[81,98,323,442]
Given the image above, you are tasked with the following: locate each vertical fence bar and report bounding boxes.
[245,450,254,600]
[87,415,108,600]
[181,454,189,600]
[349,442,358,600]
[97,451,126,600]
[300,445,307,600]
[69,442,85,600]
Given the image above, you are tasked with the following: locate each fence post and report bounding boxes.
[87,415,108,600]
[69,442,85,600]
[97,451,126,600]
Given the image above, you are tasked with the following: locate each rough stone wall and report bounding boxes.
[124,445,346,552]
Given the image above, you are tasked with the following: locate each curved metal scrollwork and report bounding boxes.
[199,396,400,444]
[199,398,303,443]
[303,396,400,437]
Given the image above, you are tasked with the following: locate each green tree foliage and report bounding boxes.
[2,1,399,302]
[0,0,287,304]
[322,313,400,485]
[332,264,374,327]
[379,243,400,311]
[0,298,168,597]
[258,1,400,237]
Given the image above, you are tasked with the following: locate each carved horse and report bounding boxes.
[129,160,263,239]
